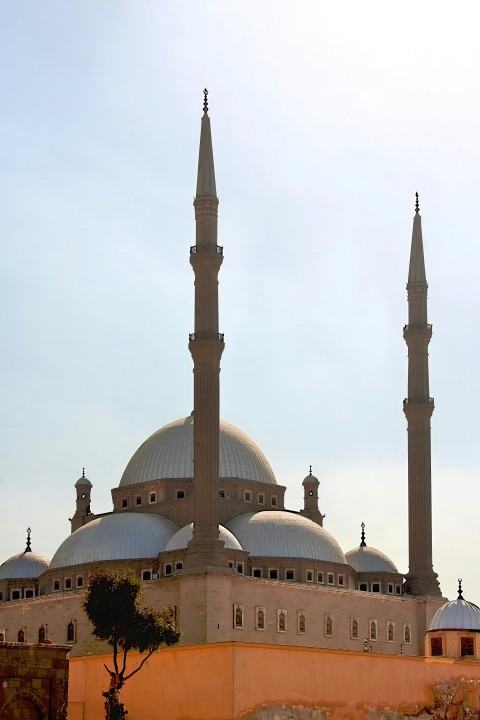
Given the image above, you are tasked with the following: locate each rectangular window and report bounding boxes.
[65,578,72,590]
[306,570,313,583]
[461,636,474,657]
[53,580,60,591]
[396,585,402,595]
[317,571,324,584]
[244,491,252,502]
[258,494,264,504]
[338,574,345,586]
[431,637,443,656]
[252,568,262,578]
[327,573,334,585]
[236,563,244,574]
[24,589,34,599]
[77,576,84,588]
[122,498,128,508]
[149,493,156,503]
[285,569,295,581]
[388,583,394,594]
[271,496,277,506]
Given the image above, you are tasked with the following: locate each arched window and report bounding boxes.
[175,562,183,571]
[38,626,46,642]
[256,608,265,630]
[0,632,5,642]
[165,564,172,576]
[234,606,244,628]
[67,622,75,643]
[142,570,151,581]
[325,615,333,636]
[136,496,142,505]
[278,611,286,632]
[370,620,377,641]
[351,618,359,639]
[359,582,368,592]
[387,622,394,642]
[298,613,306,633]
[253,568,262,578]
[18,629,25,643]
[404,624,411,644]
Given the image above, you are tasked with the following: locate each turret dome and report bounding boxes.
[120,415,277,487]
[345,545,398,574]
[0,551,50,580]
[50,513,179,569]
[227,511,346,563]
[429,585,480,632]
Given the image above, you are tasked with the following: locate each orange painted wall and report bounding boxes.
[68,643,480,720]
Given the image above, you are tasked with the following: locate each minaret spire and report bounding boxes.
[185,90,227,568]
[403,195,441,596]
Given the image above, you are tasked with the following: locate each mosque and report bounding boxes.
[1,93,480,719]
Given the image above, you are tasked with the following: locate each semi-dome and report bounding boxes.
[165,523,243,552]
[345,545,398,574]
[429,594,480,632]
[227,511,347,564]
[0,551,50,580]
[50,513,179,569]
[120,415,277,487]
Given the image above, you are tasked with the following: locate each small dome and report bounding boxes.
[75,469,92,487]
[227,511,346,564]
[120,415,277,487]
[346,545,398,574]
[0,551,50,580]
[429,597,480,632]
[50,513,179,569]
[165,523,243,552]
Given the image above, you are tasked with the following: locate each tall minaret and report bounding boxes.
[185,90,228,569]
[403,194,441,596]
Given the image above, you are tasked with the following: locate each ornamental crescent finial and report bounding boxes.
[360,521,366,547]
[415,192,420,214]
[458,578,464,599]
[203,88,209,114]
[309,465,312,476]
[82,467,85,478]
[25,527,32,553]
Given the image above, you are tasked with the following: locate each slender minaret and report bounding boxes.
[184,90,228,568]
[403,194,441,596]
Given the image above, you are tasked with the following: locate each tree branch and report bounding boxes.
[123,647,157,682]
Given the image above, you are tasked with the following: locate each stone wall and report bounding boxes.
[0,642,70,720]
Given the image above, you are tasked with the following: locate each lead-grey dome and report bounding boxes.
[0,551,50,580]
[165,523,243,551]
[429,597,480,632]
[227,511,347,563]
[50,513,179,569]
[120,415,276,487]
[345,545,398,574]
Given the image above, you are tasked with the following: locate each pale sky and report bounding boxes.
[1,1,480,602]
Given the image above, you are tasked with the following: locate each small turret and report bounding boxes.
[70,468,93,533]
[300,466,324,526]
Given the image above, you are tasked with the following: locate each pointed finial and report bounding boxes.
[360,521,366,547]
[415,192,420,214]
[203,88,209,115]
[458,578,464,600]
[25,527,32,553]
[309,465,312,476]
[82,468,85,478]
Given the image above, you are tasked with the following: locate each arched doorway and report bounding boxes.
[1,693,43,720]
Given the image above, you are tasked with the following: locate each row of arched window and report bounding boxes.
[232,606,412,644]
[0,622,76,644]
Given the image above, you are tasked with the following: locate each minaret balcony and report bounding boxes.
[403,397,434,405]
[190,245,223,255]
[189,332,224,342]
[403,323,432,333]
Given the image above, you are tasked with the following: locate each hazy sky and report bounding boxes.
[1,2,479,602]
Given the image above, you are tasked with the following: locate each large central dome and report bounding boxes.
[120,415,277,487]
